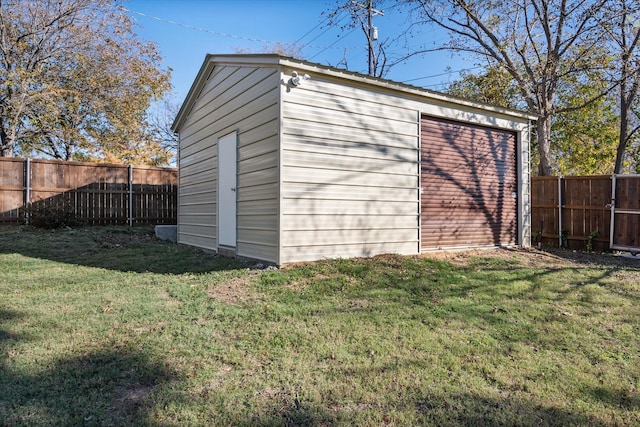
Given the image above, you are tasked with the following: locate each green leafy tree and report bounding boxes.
[552,81,619,175]
[411,0,610,176]
[603,0,640,173]
[447,64,619,175]
[446,66,523,110]
[0,0,171,165]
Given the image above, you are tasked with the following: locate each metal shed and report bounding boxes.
[172,54,536,265]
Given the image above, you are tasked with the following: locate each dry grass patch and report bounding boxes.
[207,271,263,305]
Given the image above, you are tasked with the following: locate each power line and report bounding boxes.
[308,26,359,61]
[122,7,360,51]
[123,6,488,89]
[292,21,325,46]
[122,7,279,45]
[291,9,335,46]
[299,10,350,49]
[400,65,485,84]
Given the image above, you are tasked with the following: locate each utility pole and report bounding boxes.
[352,0,384,75]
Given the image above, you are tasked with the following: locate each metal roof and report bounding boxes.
[172,53,537,132]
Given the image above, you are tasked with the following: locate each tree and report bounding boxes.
[446,66,523,110]
[324,0,384,76]
[145,95,181,165]
[234,42,305,59]
[447,64,619,175]
[552,78,619,175]
[0,0,171,165]
[603,0,640,173]
[325,0,427,78]
[412,0,610,175]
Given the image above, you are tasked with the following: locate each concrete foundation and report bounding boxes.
[154,225,177,243]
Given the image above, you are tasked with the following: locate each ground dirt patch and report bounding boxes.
[421,246,640,269]
[109,383,155,417]
[90,227,156,248]
[208,271,263,305]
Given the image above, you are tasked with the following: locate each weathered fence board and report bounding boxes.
[532,175,640,253]
[612,175,640,251]
[562,176,611,252]
[531,176,560,246]
[0,158,25,223]
[0,158,177,226]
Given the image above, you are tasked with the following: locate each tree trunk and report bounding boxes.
[615,101,629,174]
[537,115,553,176]
[0,127,14,157]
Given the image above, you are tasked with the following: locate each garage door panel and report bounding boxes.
[421,140,515,154]
[420,169,517,183]
[422,181,517,193]
[422,223,516,241]
[421,115,518,250]
[421,203,517,215]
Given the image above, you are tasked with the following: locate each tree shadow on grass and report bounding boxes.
[0,307,176,426]
[0,226,249,274]
[589,386,640,413]
[225,388,617,426]
[413,391,614,426]
[0,347,176,426]
[0,308,26,346]
[245,400,339,426]
[543,247,640,269]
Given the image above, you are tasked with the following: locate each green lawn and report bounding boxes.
[1,226,638,426]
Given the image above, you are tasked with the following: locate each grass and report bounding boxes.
[0,226,639,426]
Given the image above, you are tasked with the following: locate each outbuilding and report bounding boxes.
[172,54,535,265]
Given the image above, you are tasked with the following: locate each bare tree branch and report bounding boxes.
[411,0,608,175]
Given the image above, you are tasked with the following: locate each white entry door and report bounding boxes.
[218,132,237,247]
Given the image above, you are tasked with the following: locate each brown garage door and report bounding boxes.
[421,115,518,249]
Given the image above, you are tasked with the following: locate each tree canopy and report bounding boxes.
[447,64,620,175]
[411,0,612,176]
[605,0,640,173]
[0,0,172,165]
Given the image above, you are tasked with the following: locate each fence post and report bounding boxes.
[24,158,31,225]
[128,164,133,227]
[609,174,616,250]
[558,176,563,248]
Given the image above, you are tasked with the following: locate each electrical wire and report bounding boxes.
[123,5,488,89]
[308,26,359,61]
[291,9,334,46]
[122,7,360,51]
[401,65,485,83]
[299,10,351,49]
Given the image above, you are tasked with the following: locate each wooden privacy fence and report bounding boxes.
[0,157,177,226]
[531,175,640,253]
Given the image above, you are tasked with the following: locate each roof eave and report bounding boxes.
[276,56,538,122]
[172,53,538,132]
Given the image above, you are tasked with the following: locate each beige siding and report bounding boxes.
[178,64,280,260]
[278,68,531,263]
[280,74,421,263]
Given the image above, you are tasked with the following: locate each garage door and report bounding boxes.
[421,115,518,249]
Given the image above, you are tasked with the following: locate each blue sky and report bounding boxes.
[124,0,474,103]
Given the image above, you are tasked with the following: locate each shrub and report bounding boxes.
[25,202,82,229]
